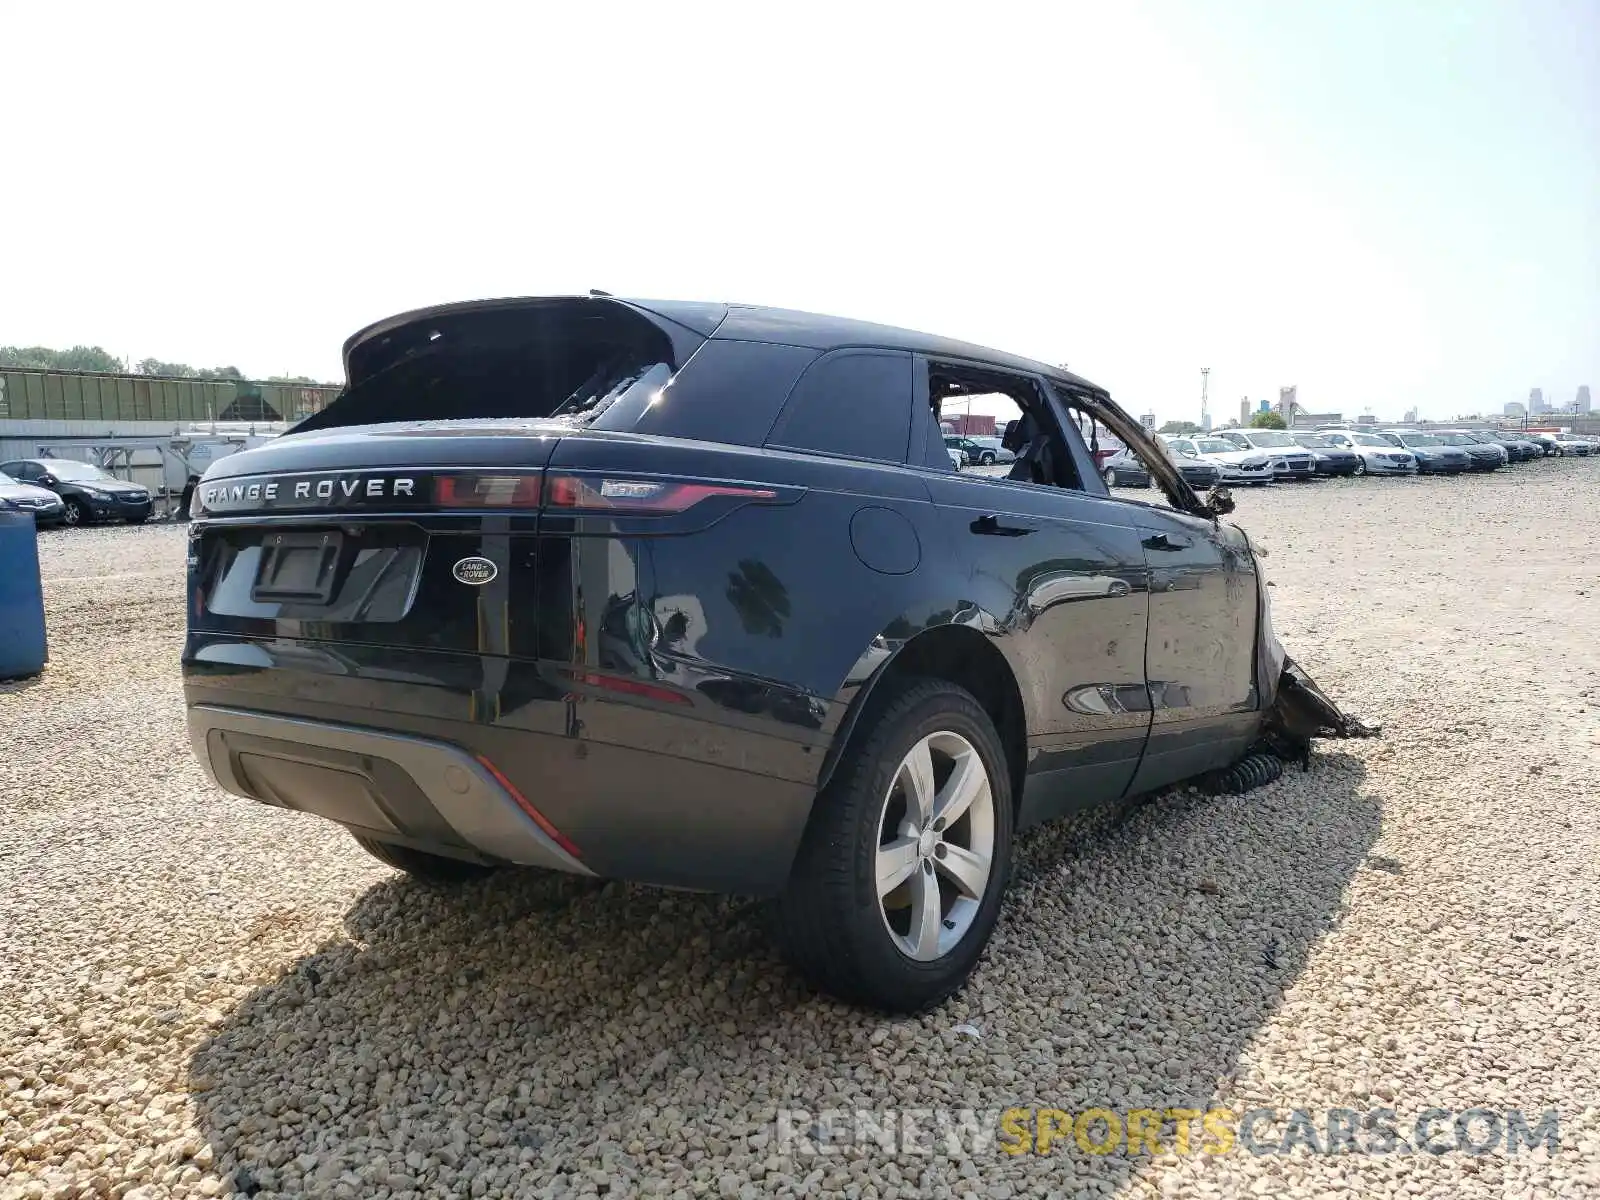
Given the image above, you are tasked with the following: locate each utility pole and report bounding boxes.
[1200,368,1211,432]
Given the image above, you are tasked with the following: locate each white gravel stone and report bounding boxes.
[2,463,1598,1199]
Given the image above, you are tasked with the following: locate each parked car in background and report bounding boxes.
[1216,429,1317,480]
[181,293,1378,1011]
[1431,431,1505,471]
[1289,432,1361,476]
[1374,431,1471,474]
[1547,433,1593,456]
[0,458,153,525]
[946,445,965,470]
[1164,451,1222,491]
[1465,430,1538,462]
[1099,447,1151,488]
[0,470,68,525]
[1524,432,1561,457]
[1313,429,1418,475]
[1161,435,1269,485]
[965,436,1016,465]
[944,434,1009,466]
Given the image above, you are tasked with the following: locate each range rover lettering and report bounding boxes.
[182,296,1371,1011]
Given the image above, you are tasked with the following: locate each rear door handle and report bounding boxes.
[1142,533,1192,551]
[972,514,1035,537]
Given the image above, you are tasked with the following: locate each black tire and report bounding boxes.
[775,678,1014,1012]
[62,497,91,527]
[980,452,996,466]
[1103,467,1118,488]
[1352,459,1367,476]
[351,834,497,883]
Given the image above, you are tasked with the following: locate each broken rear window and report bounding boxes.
[294,302,678,434]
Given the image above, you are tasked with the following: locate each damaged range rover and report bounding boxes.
[182,296,1375,1012]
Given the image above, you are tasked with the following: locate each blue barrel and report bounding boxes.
[0,510,48,679]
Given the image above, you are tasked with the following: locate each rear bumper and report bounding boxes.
[189,704,595,875]
[182,663,822,894]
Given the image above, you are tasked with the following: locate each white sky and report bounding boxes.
[5,0,1596,425]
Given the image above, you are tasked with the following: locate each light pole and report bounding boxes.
[1200,368,1211,431]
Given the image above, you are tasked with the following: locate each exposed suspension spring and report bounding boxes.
[1209,751,1285,795]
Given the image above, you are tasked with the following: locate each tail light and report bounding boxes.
[434,474,543,508]
[430,471,782,513]
[544,475,776,513]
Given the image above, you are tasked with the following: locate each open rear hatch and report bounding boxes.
[188,296,710,659]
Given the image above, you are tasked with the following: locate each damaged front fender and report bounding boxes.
[1263,656,1382,765]
[1239,524,1380,761]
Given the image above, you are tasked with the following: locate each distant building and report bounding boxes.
[1258,399,1271,414]
[1403,407,1419,423]
[1505,401,1526,418]
[1200,412,1212,433]
[1529,388,1546,414]
[1239,400,1250,427]
[1355,413,1377,425]
[940,413,996,437]
[1578,386,1592,415]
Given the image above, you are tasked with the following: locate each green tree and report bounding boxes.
[1,345,124,372]
[1158,420,1201,436]
[197,366,244,381]
[1249,410,1288,430]
[137,357,196,377]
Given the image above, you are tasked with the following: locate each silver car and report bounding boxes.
[0,470,68,525]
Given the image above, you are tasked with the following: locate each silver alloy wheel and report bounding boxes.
[1353,458,1367,475]
[61,500,82,526]
[1103,467,1117,488]
[875,731,996,962]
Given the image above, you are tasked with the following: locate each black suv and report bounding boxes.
[183,296,1311,1011]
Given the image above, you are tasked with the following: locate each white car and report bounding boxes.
[947,446,965,470]
[1314,429,1419,475]
[1216,430,1317,480]
[1162,435,1275,485]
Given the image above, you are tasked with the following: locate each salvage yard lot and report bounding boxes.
[3,463,1598,1200]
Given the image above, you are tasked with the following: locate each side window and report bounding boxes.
[1221,432,1247,448]
[766,350,914,464]
[7,462,36,481]
[925,362,1081,488]
[610,339,818,448]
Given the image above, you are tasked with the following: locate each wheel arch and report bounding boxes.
[816,621,1030,819]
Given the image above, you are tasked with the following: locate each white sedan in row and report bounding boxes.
[1161,435,1276,485]
[1315,429,1420,475]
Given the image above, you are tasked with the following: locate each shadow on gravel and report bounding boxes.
[190,749,1376,1196]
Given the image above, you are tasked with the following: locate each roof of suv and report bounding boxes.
[342,295,1107,396]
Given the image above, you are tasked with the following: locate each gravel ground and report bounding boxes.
[3,462,1598,1200]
